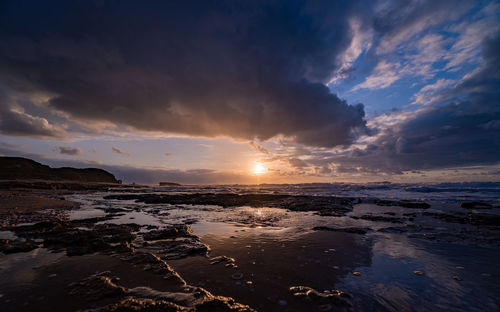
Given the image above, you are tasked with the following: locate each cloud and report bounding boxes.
[373,0,473,55]
[353,1,498,92]
[0,100,67,139]
[330,17,373,83]
[339,32,500,173]
[411,79,458,105]
[0,1,369,148]
[249,141,269,154]
[0,141,21,149]
[288,158,308,168]
[58,146,83,155]
[352,61,401,91]
[270,29,500,178]
[112,147,130,157]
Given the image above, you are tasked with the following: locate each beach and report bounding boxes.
[1,183,500,311]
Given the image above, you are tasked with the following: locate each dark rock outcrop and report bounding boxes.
[375,199,430,209]
[461,202,493,209]
[290,286,352,309]
[313,226,372,235]
[351,214,405,223]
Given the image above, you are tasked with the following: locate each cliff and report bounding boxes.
[0,157,119,183]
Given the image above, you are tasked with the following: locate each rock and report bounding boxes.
[352,215,405,223]
[69,271,126,299]
[210,255,236,267]
[82,286,256,312]
[378,227,408,234]
[422,211,500,226]
[137,238,209,260]
[142,225,194,241]
[0,238,38,254]
[83,298,183,312]
[9,220,137,256]
[289,286,352,308]
[375,199,430,209]
[103,207,130,213]
[313,226,371,235]
[116,251,186,284]
[461,202,493,209]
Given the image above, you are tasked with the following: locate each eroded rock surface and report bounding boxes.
[290,285,352,310]
[137,225,209,260]
[69,271,126,299]
[72,272,256,312]
[7,220,137,256]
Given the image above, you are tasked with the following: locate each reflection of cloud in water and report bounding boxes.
[341,233,500,311]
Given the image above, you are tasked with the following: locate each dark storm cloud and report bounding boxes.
[58,146,83,155]
[0,92,67,139]
[0,0,368,147]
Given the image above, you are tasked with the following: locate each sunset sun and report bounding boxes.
[252,162,266,175]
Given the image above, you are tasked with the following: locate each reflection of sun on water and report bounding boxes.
[252,162,266,175]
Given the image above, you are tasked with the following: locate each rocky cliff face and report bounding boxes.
[0,157,119,183]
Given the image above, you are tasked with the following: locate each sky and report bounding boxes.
[0,0,499,184]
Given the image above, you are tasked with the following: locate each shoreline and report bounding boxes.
[1,186,500,311]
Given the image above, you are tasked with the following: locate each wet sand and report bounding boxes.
[0,190,79,226]
[169,231,371,311]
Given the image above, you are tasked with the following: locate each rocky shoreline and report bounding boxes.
[1,189,500,311]
[0,191,256,311]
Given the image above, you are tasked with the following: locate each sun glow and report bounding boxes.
[252,162,266,175]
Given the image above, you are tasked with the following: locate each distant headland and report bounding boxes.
[0,156,121,189]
